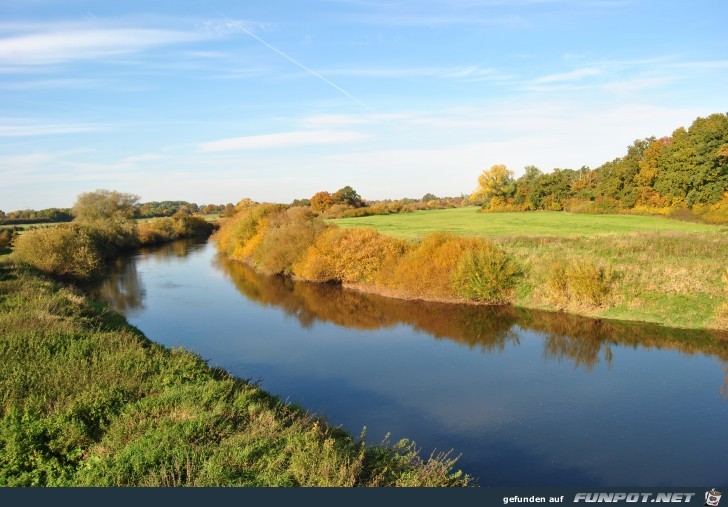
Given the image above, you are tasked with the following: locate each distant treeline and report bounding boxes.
[0,201,232,225]
[290,185,469,219]
[471,113,728,223]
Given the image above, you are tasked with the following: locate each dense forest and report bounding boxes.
[471,113,728,223]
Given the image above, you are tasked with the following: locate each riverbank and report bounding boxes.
[0,262,471,486]
[216,205,728,332]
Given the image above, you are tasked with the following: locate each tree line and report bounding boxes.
[0,200,233,225]
[471,113,728,222]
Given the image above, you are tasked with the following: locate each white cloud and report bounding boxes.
[319,65,512,82]
[198,130,368,152]
[0,119,106,136]
[532,67,602,84]
[125,153,164,163]
[0,28,205,65]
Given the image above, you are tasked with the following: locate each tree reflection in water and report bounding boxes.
[90,241,728,396]
[214,254,728,394]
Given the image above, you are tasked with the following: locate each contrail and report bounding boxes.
[209,7,376,114]
[207,6,422,143]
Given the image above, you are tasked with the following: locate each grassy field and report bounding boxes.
[334,209,728,330]
[0,263,470,486]
[334,207,718,239]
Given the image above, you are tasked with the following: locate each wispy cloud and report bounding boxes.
[532,67,602,84]
[319,65,513,82]
[0,28,205,66]
[198,130,368,152]
[0,118,107,137]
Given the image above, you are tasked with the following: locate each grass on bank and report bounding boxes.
[0,263,471,487]
[333,207,719,239]
[332,209,728,330]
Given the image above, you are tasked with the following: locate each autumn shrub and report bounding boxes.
[253,207,328,275]
[214,203,287,260]
[543,259,615,308]
[451,242,521,302]
[383,233,480,297]
[13,224,103,280]
[293,227,407,283]
[692,193,728,224]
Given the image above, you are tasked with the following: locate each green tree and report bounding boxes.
[332,186,364,208]
[72,189,140,249]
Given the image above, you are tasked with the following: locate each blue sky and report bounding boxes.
[1,0,727,210]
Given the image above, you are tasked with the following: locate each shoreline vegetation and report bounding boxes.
[216,204,728,332]
[0,263,471,486]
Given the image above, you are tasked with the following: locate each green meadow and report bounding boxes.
[333,207,718,239]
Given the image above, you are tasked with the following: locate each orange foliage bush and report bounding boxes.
[382,233,479,297]
[253,207,328,275]
[214,203,287,260]
[293,227,407,283]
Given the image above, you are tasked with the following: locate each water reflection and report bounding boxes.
[90,239,204,313]
[92,256,145,313]
[93,240,728,394]
[212,255,728,382]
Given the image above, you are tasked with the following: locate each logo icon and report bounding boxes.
[706,489,722,507]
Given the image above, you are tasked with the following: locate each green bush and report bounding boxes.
[451,242,521,302]
[137,216,214,246]
[13,225,103,280]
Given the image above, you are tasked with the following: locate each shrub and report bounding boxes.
[384,233,478,297]
[0,229,16,249]
[544,259,615,308]
[13,224,103,280]
[136,216,214,246]
[214,203,287,260]
[253,207,328,275]
[294,227,407,283]
[451,242,521,302]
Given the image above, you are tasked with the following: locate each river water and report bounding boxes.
[91,239,728,486]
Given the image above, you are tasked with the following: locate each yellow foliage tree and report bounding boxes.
[470,164,515,207]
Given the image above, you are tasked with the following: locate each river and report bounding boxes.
[90,239,728,486]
